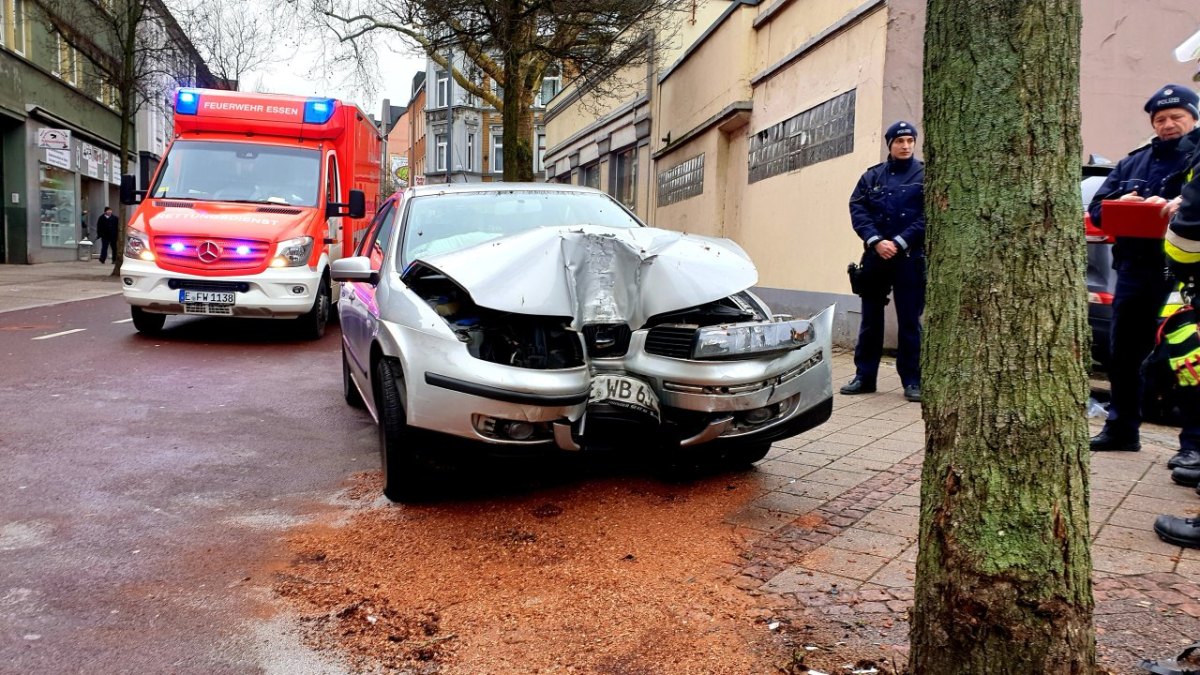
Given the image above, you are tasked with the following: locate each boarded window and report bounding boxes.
[656,153,704,207]
[748,89,856,184]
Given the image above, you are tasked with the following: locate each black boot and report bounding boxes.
[1167,449,1200,470]
[1172,466,1200,487]
[1153,515,1200,549]
[903,384,922,402]
[839,378,876,395]
[1089,429,1140,452]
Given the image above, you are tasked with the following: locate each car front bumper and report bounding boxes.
[120,257,322,318]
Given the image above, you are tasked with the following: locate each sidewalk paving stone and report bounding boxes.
[725,352,1200,673]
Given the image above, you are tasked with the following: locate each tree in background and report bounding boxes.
[33,0,201,273]
[908,0,1095,671]
[166,0,292,90]
[307,0,687,181]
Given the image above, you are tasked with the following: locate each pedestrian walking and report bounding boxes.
[841,121,926,402]
[1088,84,1200,452]
[1150,124,1200,549]
[96,206,118,264]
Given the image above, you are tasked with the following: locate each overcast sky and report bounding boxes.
[239,40,426,118]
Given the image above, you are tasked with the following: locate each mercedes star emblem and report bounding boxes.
[197,241,222,263]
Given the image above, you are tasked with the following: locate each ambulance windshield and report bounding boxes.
[150,141,321,207]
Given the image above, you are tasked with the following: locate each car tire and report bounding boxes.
[342,346,365,409]
[297,276,330,340]
[131,306,166,334]
[375,357,428,502]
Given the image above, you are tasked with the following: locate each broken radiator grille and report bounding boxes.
[644,326,698,359]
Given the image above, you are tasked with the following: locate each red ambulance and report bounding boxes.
[119,88,382,338]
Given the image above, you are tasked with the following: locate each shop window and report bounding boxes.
[582,163,600,189]
[611,147,636,209]
[39,164,77,249]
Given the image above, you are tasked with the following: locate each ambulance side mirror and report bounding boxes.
[120,175,145,205]
[326,189,366,219]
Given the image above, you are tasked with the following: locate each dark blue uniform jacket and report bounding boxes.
[1088,130,1198,269]
[849,157,925,254]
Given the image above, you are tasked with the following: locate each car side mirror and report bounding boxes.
[330,256,379,285]
[120,175,145,205]
[326,189,367,219]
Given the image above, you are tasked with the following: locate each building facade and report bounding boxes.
[1,0,215,264]
[544,0,1200,345]
[422,53,554,183]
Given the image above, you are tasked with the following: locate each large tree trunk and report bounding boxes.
[501,54,535,182]
[908,1,1095,673]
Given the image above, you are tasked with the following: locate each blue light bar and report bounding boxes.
[303,98,336,124]
[176,89,200,115]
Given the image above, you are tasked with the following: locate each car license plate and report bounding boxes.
[589,374,660,419]
[179,290,235,305]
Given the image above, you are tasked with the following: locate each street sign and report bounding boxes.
[38,128,71,150]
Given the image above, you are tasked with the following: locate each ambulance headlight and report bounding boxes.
[271,236,314,267]
[125,227,153,261]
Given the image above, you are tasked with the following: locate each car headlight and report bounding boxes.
[692,319,815,360]
[125,227,153,261]
[271,236,314,267]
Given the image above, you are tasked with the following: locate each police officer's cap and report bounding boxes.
[884,121,918,146]
[1144,84,1199,119]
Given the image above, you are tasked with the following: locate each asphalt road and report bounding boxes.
[0,296,378,674]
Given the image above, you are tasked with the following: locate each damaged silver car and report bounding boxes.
[332,184,834,501]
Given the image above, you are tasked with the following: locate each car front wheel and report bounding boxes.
[297,277,330,340]
[375,357,427,502]
[131,306,166,334]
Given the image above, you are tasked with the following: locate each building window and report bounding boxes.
[435,133,448,171]
[56,34,78,85]
[491,133,503,173]
[465,132,475,171]
[538,67,561,107]
[534,134,546,173]
[581,163,600,189]
[611,147,636,209]
[657,153,704,206]
[748,89,856,184]
[7,0,29,55]
[435,71,448,107]
[491,79,504,107]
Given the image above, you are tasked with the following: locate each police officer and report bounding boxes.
[841,121,926,403]
[1088,84,1199,452]
[1152,120,1200,549]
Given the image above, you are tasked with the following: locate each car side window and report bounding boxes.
[361,202,398,272]
[356,200,394,257]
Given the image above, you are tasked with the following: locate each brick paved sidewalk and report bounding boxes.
[727,351,1200,674]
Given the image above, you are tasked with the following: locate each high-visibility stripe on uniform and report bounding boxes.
[1166,233,1200,262]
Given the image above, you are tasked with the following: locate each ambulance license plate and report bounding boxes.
[179,290,235,305]
[589,374,660,419]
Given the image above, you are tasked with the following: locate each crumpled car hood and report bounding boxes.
[414,225,759,329]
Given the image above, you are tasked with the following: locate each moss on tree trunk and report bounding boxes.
[908,1,1095,672]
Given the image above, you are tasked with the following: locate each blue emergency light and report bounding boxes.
[176,89,200,115]
[303,98,336,124]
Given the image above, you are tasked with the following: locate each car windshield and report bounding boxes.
[149,140,321,207]
[402,190,642,262]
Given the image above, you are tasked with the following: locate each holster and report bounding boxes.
[847,251,889,301]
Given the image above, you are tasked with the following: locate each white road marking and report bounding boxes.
[112,318,133,324]
[32,329,86,341]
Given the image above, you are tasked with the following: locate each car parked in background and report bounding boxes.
[332,183,835,501]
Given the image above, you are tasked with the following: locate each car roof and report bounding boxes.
[403,182,609,198]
